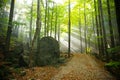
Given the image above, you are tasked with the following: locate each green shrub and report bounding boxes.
[105,61,120,68]
[107,46,120,61]
[105,61,120,79]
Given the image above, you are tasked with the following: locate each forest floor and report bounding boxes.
[12,53,116,80]
[52,53,115,80]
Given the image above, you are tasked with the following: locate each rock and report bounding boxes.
[36,37,60,66]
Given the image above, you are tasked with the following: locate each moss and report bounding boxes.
[36,37,60,66]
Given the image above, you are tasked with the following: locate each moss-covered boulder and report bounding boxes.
[36,37,60,66]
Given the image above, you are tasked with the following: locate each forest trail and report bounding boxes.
[52,53,115,80]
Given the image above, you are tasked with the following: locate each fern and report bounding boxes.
[105,61,120,68]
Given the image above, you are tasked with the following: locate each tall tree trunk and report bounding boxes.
[50,2,54,36]
[92,12,97,49]
[29,0,33,46]
[78,7,82,53]
[44,0,47,37]
[47,1,49,36]
[97,0,104,56]
[37,0,42,57]
[29,0,41,67]
[114,0,120,45]
[54,4,57,39]
[84,0,87,53]
[107,0,115,47]
[68,0,71,58]
[58,19,60,43]
[98,0,107,56]
[97,0,108,60]
[94,0,101,54]
[5,0,15,52]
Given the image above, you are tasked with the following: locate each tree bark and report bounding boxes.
[84,0,87,53]
[58,19,60,43]
[54,4,57,39]
[29,0,33,46]
[94,0,101,54]
[99,0,107,54]
[29,0,41,67]
[5,0,15,52]
[47,1,49,36]
[68,0,71,58]
[50,2,54,36]
[107,0,115,47]
[44,0,47,37]
[114,0,120,44]
[97,0,104,56]
[78,6,82,53]
[98,0,108,60]
[92,12,97,49]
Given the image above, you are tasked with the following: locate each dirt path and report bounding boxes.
[52,54,115,80]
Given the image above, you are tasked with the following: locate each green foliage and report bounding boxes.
[13,21,26,26]
[0,0,9,37]
[0,27,7,37]
[106,46,120,61]
[0,0,7,8]
[105,61,120,78]
[107,46,120,54]
[0,65,12,79]
[10,37,19,50]
[105,61,120,68]
[13,68,23,74]
[61,25,68,33]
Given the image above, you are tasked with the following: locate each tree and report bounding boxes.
[97,0,105,56]
[37,0,42,61]
[54,4,58,39]
[78,5,82,53]
[29,0,33,46]
[58,19,60,43]
[50,2,54,36]
[84,0,87,53]
[29,0,41,67]
[98,0,107,55]
[114,0,120,44]
[92,12,97,49]
[107,0,115,47]
[68,0,71,57]
[5,0,15,52]
[94,0,101,54]
[44,0,48,37]
[47,1,50,36]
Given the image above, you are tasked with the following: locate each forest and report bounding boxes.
[0,0,120,79]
